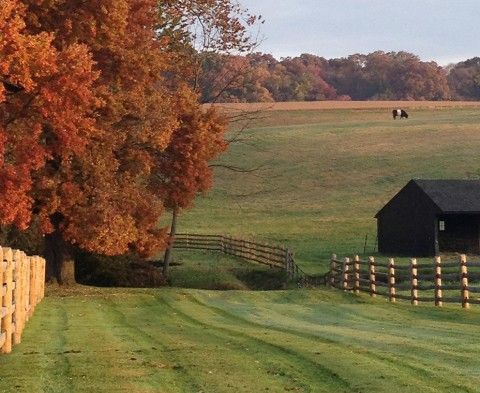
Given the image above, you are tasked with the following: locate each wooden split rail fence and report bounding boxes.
[1,247,46,354]
[173,233,322,285]
[329,253,480,308]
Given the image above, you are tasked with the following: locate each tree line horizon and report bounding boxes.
[198,51,480,103]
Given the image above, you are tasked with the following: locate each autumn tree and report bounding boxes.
[275,54,338,101]
[195,50,455,102]
[0,0,260,283]
[157,0,262,275]
[153,88,227,275]
[0,0,102,283]
[447,57,480,100]
[2,0,230,284]
[158,0,261,90]
[323,55,361,99]
[198,53,274,103]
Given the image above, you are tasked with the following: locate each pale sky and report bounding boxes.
[241,0,480,65]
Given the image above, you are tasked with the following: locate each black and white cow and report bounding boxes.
[392,109,408,119]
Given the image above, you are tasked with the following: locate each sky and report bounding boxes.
[240,0,480,65]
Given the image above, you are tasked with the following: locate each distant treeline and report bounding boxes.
[198,51,480,103]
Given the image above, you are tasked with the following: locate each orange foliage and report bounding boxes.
[0,0,232,259]
[153,87,227,210]
[0,0,98,229]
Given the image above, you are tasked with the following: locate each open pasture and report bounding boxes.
[181,102,480,273]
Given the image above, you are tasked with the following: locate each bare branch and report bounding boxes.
[208,163,265,173]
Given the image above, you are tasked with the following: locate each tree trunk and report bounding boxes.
[44,220,76,285]
[163,207,178,277]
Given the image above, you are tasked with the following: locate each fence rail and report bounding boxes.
[173,233,323,285]
[328,253,480,309]
[1,247,45,354]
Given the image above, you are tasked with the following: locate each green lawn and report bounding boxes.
[179,107,480,273]
[2,286,480,393]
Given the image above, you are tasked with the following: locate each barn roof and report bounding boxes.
[413,179,480,213]
[375,179,480,217]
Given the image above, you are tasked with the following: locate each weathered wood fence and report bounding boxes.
[173,233,322,285]
[1,247,46,354]
[329,253,480,308]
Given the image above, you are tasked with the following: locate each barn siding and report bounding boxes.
[377,181,440,256]
[438,214,480,254]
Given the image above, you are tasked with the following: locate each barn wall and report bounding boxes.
[438,214,480,254]
[377,181,439,256]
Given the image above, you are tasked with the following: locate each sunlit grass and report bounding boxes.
[2,286,480,393]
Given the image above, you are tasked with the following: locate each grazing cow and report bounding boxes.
[392,109,408,119]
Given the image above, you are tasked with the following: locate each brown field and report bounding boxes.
[211,100,480,112]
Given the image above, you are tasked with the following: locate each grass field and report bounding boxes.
[3,102,480,393]
[180,103,480,273]
[3,286,480,393]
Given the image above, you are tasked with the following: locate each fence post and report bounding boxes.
[0,248,4,343]
[342,257,350,291]
[34,256,40,306]
[460,254,469,309]
[23,257,29,322]
[354,255,360,294]
[29,256,36,318]
[288,250,294,280]
[223,235,228,253]
[39,257,46,301]
[225,235,230,255]
[330,254,337,287]
[284,248,289,276]
[410,258,418,306]
[290,251,299,279]
[21,252,28,332]
[13,250,23,345]
[232,236,238,258]
[284,249,291,278]
[388,258,396,303]
[289,251,293,278]
[220,235,225,253]
[1,247,13,354]
[368,256,376,297]
[434,256,443,307]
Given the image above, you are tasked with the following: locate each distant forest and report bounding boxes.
[198,51,480,103]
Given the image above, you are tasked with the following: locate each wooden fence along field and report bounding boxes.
[173,233,323,285]
[329,254,480,308]
[1,247,45,354]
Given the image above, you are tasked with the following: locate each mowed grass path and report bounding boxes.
[2,286,480,393]
[179,106,480,273]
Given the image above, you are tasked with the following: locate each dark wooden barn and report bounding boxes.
[376,179,480,256]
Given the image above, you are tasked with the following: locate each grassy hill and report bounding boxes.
[179,104,480,273]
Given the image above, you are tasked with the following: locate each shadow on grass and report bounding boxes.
[75,249,298,291]
[167,250,292,291]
